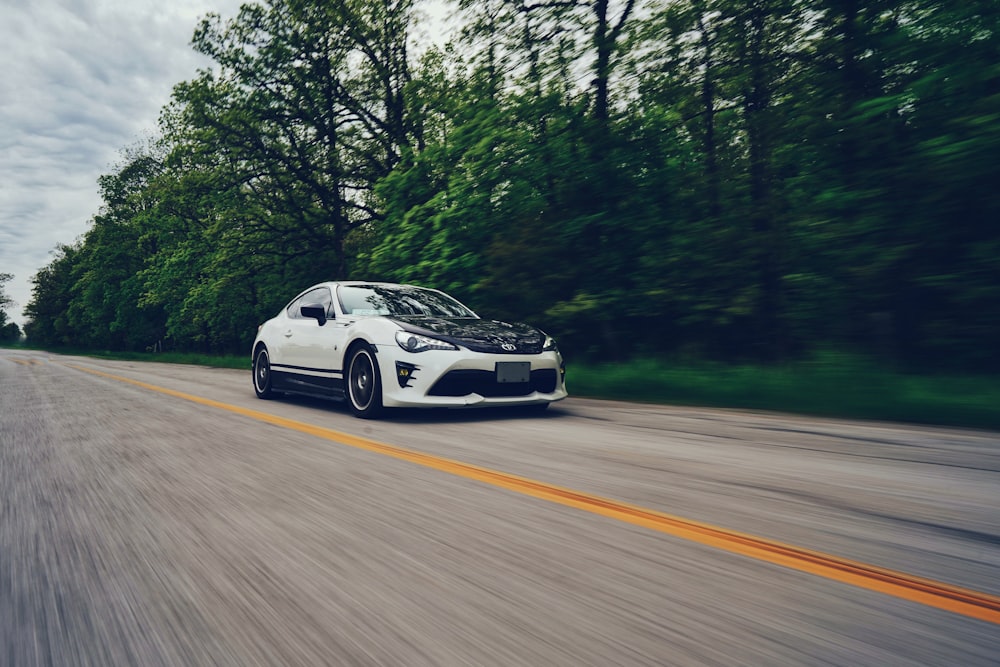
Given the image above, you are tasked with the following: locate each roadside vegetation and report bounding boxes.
[569,354,1000,432]
[15,1,1000,373]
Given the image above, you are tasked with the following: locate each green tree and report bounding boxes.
[24,245,82,347]
[167,0,423,278]
[69,149,167,350]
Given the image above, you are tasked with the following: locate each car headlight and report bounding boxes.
[542,335,559,352]
[395,330,458,353]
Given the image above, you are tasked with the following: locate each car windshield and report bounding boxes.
[338,285,477,318]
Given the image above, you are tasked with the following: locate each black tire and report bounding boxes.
[346,343,384,418]
[253,346,278,399]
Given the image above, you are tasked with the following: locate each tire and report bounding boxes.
[253,346,278,399]
[346,343,383,419]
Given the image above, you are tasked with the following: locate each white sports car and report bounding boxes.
[251,281,567,418]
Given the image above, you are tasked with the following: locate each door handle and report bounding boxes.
[284,330,293,337]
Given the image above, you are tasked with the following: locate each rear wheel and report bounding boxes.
[346,343,383,419]
[253,346,278,399]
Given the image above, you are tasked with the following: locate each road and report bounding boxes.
[2,349,999,666]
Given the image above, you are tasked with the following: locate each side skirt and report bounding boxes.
[271,368,346,400]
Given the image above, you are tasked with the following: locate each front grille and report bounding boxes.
[450,338,544,354]
[428,369,558,397]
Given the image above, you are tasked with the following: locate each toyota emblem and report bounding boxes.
[501,342,517,351]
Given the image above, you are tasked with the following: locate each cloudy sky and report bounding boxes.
[0,0,245,326]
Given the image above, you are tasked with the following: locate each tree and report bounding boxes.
[23,245,82,347]
[167,0,423,278]
[0,272,13,314]
[0,272,21,343]
[70,149,167,350]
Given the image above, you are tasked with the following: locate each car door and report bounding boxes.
[280,286,346,394]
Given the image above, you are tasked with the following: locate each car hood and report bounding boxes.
[391,316,545,354]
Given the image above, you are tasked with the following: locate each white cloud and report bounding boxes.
[0,0,244,326]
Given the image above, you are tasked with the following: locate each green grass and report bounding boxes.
[5,343,998,430]
[568,354,1000,431]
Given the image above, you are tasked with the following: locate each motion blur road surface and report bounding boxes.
[2,349,999,666]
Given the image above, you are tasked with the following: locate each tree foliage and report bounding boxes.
[24,0,1000,369]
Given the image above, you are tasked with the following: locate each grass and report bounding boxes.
[568,354,1000,431]
[5,343,998,430]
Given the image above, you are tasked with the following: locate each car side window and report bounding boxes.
[315,287,334,318]
[286,295,302,319]
[287,287,333,320]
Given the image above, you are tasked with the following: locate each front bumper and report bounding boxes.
[374,345,567,408]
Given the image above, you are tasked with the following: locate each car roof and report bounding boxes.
[317,281,431,290]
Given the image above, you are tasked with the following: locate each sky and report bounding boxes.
[0,0,246,327]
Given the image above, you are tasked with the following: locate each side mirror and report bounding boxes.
[300,303,328,326]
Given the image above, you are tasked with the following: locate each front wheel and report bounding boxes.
[253,346,278,399]
[346,343,383,419]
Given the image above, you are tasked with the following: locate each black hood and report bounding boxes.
[391,316,545,354]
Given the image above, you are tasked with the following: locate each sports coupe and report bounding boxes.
[251,281,567,418]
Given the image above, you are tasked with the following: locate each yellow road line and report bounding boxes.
[68,362,1000,625]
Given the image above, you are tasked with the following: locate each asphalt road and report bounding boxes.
[2,349,999,666]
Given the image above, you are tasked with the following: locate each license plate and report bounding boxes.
[496,361,530,383]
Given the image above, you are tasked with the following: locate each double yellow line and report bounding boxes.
[69,363,1000,625]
